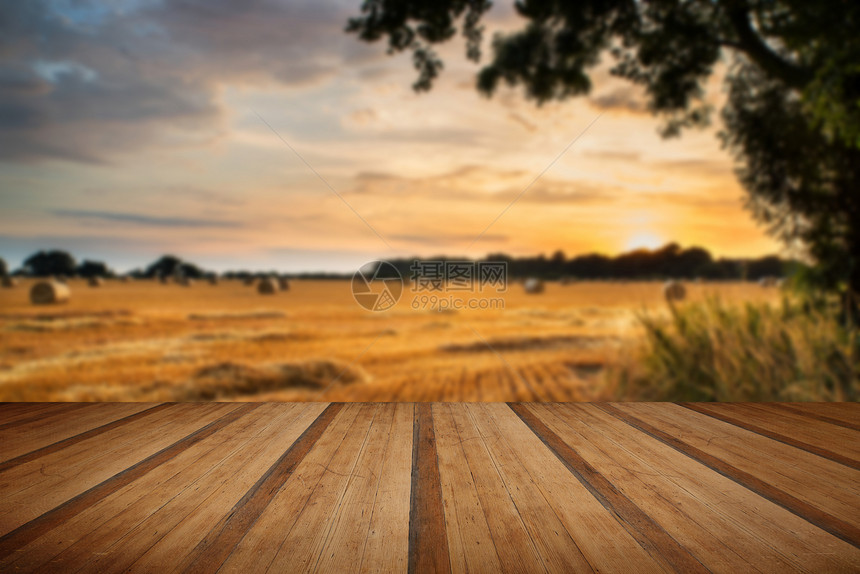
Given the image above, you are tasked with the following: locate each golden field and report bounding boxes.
[0,279,780,402]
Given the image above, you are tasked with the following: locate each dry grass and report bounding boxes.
[0,278,782,401]
[602,297,859,401]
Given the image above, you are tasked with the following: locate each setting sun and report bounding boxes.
[624,231,664,252]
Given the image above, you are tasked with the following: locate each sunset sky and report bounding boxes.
[0,0,782,272]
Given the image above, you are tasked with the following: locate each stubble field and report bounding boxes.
[0,279,780,402]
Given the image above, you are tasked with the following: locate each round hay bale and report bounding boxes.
[257,277,279,295]
[278,277,290,290]
[523,278,545,294]
[30,281,70,305]
[208,275,219,285]
[2,276,19,288]
[663,280,686,302]
[559,276,573,285]
[243,277,256,287]
[120,276,131,283]
[88,277,103,287]
[758,276,777,288]
[176,276,194,287]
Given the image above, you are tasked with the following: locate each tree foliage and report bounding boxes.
[22,250,77,277]
[77,260,113,279]
[347,0,860,294]
[143,255,206,279]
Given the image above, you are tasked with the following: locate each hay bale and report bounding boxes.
[523,278,545,294]
[208,275,219,285]
[2,276,18,288]
[278,277,290,290]
[559,276,573,285]
[176,276,194,287]
[30,281,71,305]
[758,276,777,287]
[243,277,256,287]
[88,277,103,287]
[158,274,169,284]
[663,280,686,302]
[120,276,131,283]
[257,277,279,295]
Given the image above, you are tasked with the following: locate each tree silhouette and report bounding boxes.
[143,255,207,279]
[77,260,113,279]
[347,0,860,298]
[22,250,76,277]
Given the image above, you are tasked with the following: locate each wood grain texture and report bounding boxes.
[180,402,343,573]
[683,402,860,469]
[767,403,860,431]
[601,402,860,548]
[408,403,450,574]
[0,403,255,558]
[0,403,168,473]
[0,404,93,433]
[0,404,312,573]
[544,403,858,573]
[0,401,857,573]
[510,403,709,573]
[775,402,860,429]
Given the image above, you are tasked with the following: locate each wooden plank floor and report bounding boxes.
[0,402,858,573]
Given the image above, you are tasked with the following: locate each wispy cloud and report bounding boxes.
[51,209,242,228]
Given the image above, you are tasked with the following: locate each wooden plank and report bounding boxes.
[549,403,860,573]
[448,403,547,573]
[358,403,413,574]
[433,402,503,574]
[0,402,856,572]
[262,404,380,573]
[0,402,157,462]
[775,403,860,429]
[179,402,343,573]
[466,403,595,573]
[0,403,221,500]
[613,402,860,518]
[768,403,860,431]
[0,404,93,431]
[0,403,168,473]
[315,404,397,573]
[408,403,451,574]
[0,403,255,559]
[0,403,46,417]
[480,403,665,573]
[603,403,860,548]
[123,403,327,573]
[509,403,709,573]
[2,403,300,573]
[0,403,237,534]
[216,403,364,572]
[684,403,860,469]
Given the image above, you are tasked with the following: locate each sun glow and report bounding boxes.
[624,231,664,251]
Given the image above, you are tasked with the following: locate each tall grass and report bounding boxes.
[603,297,859,401]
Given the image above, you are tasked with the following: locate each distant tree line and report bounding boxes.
[2,244,799,281]
[6,250,115,279]
[376,243,796,281]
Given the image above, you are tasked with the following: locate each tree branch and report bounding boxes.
[724,1,812,89]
